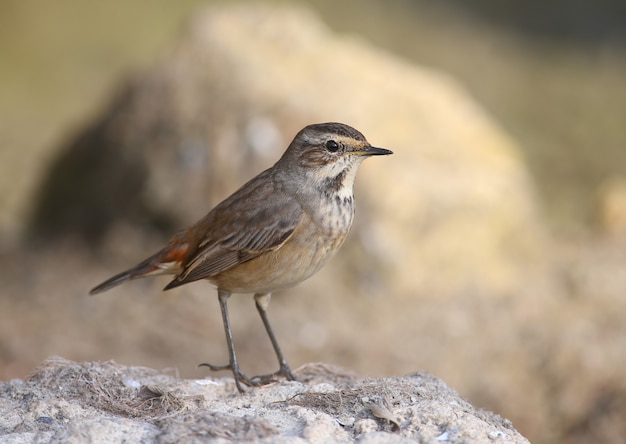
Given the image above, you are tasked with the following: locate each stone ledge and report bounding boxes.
[0,357,528,443]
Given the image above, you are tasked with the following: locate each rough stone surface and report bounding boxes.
[0,358,529,444]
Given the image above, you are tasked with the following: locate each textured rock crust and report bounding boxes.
[0,358,529,444]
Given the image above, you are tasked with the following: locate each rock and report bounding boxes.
[29,3,543,297]
[596,175,626,237]
[0,358,529,443]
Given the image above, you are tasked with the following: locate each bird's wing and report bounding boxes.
[165,170,303,288]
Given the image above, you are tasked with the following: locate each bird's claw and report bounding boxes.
[198,362,259,391]
[199,362,297,392]
[250,364,297,385]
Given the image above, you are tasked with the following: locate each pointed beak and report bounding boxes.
[353,146,393,157]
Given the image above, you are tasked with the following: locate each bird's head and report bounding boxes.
[277,122,392,197]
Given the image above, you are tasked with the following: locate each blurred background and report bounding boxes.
[1,1,625,443]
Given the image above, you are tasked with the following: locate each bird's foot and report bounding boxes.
[250,363,298,385]
[198,362,258,393]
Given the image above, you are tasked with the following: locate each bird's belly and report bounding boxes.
[212,207,352,294]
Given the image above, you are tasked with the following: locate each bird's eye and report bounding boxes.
[325,140,340,152]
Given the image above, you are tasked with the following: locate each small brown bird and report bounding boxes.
[90,122,392,392]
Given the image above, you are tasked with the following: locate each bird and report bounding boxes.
[90,122,392,393]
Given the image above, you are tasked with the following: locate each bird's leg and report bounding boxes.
[252,293,297,384]
[199,290,256,393]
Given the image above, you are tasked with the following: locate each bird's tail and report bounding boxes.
[89,269,142,295]
[89,250,181,295]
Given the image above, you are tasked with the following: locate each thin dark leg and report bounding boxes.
[199,290,256,393]
[253,293,297,383]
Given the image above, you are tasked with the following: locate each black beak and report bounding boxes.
[356,146,393,156]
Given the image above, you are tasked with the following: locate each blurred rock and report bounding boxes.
[596,175,626,237]
[0,358,530,443]
[28,3,543,297]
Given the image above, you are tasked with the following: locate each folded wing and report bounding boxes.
[164,170,302,289]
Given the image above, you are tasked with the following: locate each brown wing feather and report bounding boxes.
[164,169,302,290]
